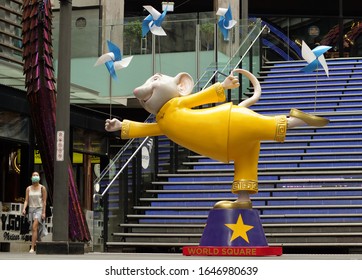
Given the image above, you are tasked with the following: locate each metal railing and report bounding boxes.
[93,137,150,202]
[93,114,155,191]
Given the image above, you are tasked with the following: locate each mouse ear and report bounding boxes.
[174,72,194,96]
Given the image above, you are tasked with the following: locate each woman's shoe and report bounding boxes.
[29,249,35,253]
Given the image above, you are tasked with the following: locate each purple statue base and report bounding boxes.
[183,208,282,256]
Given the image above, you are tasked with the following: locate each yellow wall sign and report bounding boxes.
[34,150,99,164]
[34,150,41,164]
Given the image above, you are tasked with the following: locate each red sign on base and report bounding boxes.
[182,246,283,257]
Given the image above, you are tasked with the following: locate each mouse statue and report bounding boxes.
[105,69,329,209]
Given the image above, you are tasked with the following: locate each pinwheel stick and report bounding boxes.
[109,74,113,118]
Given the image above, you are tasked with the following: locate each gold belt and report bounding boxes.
[231,179,258,194]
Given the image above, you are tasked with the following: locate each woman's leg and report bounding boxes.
[31,219,39,251]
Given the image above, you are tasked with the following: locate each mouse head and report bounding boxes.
[133,72,194,115]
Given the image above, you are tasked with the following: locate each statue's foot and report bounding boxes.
[289,108,329,127]
[213,200,252,209]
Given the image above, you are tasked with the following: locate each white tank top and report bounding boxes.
[29,186,43,208]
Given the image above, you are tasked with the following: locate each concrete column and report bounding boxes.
[53,0,72,243]
[101,0,125,52]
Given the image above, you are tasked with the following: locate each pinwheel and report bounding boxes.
[216,5,237,41]
[300,40,332,76]
[94,40,133,80]
[142,5,167,37]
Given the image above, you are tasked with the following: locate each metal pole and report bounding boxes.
[241,0,248,102]
[53,0,72,242]
[196,22,200,84]
[214,23,218,72]
[152,34,156,74]
[338,0,344,58]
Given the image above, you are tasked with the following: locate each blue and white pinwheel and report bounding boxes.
[142,5,167,37]
[94,40,133,80]
[300,40,332,77]
[216,5,237,41]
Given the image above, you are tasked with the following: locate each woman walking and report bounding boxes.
[22,171,48,253]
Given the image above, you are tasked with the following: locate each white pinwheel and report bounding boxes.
[94,40,133,80]
[142,5,168,37]
[300,40,331,76]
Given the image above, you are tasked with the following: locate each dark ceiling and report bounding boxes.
[124,0,362,18]
[124,0,214,17]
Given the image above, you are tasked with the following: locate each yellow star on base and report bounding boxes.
[225,214,254,243]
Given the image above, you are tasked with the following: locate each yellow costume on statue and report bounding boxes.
[121,82,287,195]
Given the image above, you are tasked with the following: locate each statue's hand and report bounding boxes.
[105,118,122,132]
[221,71,240,90]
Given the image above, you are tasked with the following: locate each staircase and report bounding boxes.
[103,57,362,254]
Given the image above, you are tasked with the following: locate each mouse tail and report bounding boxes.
[233,69,261,108]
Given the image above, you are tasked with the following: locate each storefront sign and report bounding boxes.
[0,212,32,242]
